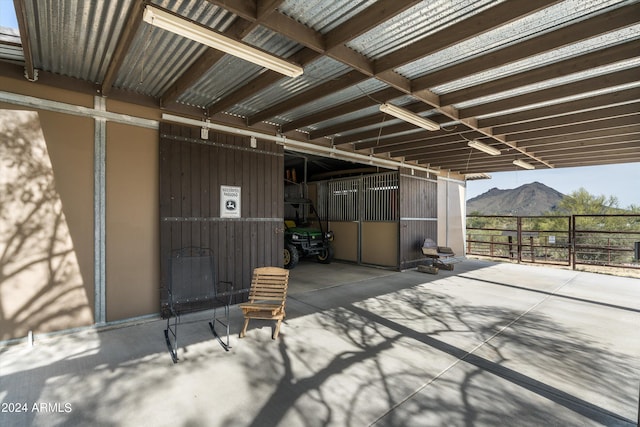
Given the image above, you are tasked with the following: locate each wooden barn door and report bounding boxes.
[159,123,283,314]
[399,172,438,270]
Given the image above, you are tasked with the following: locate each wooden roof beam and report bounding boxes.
[12,0,36,81]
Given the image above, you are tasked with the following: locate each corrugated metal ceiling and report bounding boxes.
[0,0,638,175]
[396,0,630,79]
[348,0,501,60]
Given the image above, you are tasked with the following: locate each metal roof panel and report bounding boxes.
[178,25,302,107]
[114,0,236,97]
[396,0,632,79]
[431,25,640,95]
[278,0,376,33]
[347,0,501,60]
[227,56,351,120]
[453,58,640,109]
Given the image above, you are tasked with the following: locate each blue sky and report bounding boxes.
[0,0,17,28]
[466,162,640,208]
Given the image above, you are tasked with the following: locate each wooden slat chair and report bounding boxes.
[239,266,289,339]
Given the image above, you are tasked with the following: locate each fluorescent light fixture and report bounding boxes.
[379,103,440,131]
[467,140,500,156]
[142,5,304,78]
[513,159,535,170]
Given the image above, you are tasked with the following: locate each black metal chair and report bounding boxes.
[164,247,233,363]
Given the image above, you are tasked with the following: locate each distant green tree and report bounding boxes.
[467,188,640,266]
[556,188,619,214]
[628,204,640,213]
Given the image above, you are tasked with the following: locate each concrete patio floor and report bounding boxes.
[1,259,639,426]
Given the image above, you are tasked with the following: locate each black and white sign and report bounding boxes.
[220,185,241,218]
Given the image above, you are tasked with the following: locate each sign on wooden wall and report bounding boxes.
[220,185,241,218]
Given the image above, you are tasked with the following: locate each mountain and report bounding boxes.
[467,182,565,215]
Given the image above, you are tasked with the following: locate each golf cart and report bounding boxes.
[284,198,334,269]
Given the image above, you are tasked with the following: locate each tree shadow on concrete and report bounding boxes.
[221,276,638,427]
[0,317,196,427]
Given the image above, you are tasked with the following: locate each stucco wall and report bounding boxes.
[106,122,159,321]
[0,77,162,339]
[0,108,94,340]
[438,178,466,256]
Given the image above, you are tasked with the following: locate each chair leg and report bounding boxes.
[210,302,231,351]
[240,318,250,338]
[164,314,179,363]
[273,319,282,339]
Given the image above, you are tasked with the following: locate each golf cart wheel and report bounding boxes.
[316,246,334,264]
[284,244,299,269]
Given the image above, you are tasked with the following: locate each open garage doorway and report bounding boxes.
[284,151,393,269]
[284,151,438,270]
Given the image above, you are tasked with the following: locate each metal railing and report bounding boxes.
[573,214,640,269]
[467,214,640,270]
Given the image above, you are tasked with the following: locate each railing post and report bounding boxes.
[517,217,522,263]
[571,215,576,270]
[490,234,494,257]
[530,236,535,263]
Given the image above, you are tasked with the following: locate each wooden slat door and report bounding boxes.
[159,123,283,315]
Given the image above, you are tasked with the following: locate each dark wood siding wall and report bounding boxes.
[159,123,283,313]
[399,171,438,270]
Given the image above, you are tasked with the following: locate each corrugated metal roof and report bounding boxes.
[475,81,640,120]
[116,27,210,96]
[2,0,638,173]
[453,57,640,109]
[348,0,501,60]
[115,0,236,97]
[396,0,630,79]
[227,56,351,120]
[0,27,23,63]
[178,25,301,107]
[278,0,375,33]
[347,127,427,144]
[278,78,388,123]
[300,104,382,133]
[431,25,640,95]
[23,0,133,82]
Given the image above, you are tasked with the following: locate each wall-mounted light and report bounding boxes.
[379,103,440,131]
[513,159,535,170]
[467,140,500,156]
[142,5,304,78]
[201,119,210,139]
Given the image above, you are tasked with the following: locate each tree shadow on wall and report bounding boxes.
[0,110,92,341]
[220,282,638,427]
